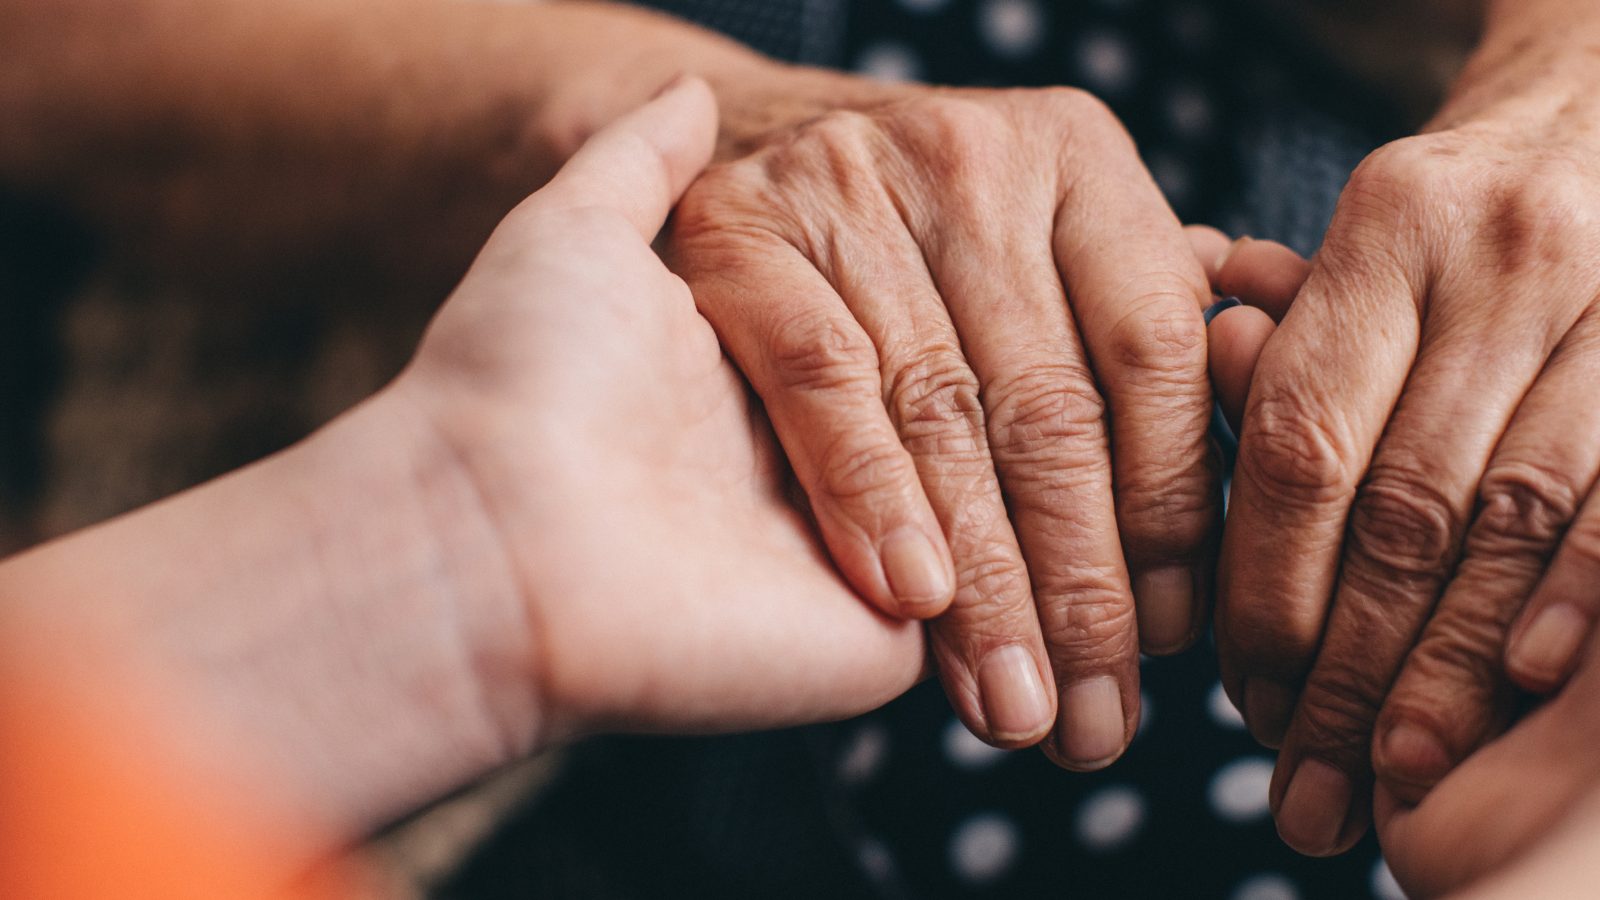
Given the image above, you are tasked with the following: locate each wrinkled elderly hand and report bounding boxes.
[1217,31,1600,855]
[669,75,1217,769]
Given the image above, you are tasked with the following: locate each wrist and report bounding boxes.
[0,387,543,848]
[1433,4,1600,131]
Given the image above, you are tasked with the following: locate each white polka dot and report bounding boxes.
[1372,859,1407,900]
[1077,30,1136,94]
[837,723,889,785]
[943,718,1010,769]
[1209,757,1275,822]
[1166,84,1216,138]
[978,0,1046,59]
[855,41,924,83]
[1209,681,1247,729]
[857,837,897,884]
[1231,873,1302,900]
[898,0,953,13]
[949,814,1020,884]
[1075,786,1147,852]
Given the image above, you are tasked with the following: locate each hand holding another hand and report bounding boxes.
[393,77,925,745]
[671,75,1221,769]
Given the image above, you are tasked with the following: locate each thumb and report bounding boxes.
[526,75,718,240]
[1208,302,1276,433]
[1202,237,1313,430]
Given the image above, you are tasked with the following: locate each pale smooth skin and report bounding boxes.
[1215,0,1600,856]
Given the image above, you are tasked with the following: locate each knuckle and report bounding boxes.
[670,160,772,238]
[1296,665,1386,757]
[1041,578,1138,662]
[766,309,880,395]
[1476,165,1600,273]
[1405,613,1506,690]
[1118,473,1217,554]
[1034,86,1123,141]
[1104,291,1209,376]
[1354,136,1457,200]
[982,363,1108,463]
[1332,137,1449,242]
[1237,391,1356,507]
[893,95,1010,183]
[1346,465,1463,582]
[1474,461,1583,551]
[884,349,986,439]
[956,549,1035,610]
[816,432,917,505]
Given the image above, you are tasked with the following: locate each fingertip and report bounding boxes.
[1207,303,1276,432]
[1216,238,1312,321]
[1050,674,1135,770]
[1185,225,1234,288]
[533,73,719,239]
[642,74,720,196]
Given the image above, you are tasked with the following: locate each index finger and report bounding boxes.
[1216,244,1420,744]
[1053,139,1216,657]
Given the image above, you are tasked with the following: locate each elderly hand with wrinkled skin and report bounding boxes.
[1213,0,1600,858]
[669,73,1221,773]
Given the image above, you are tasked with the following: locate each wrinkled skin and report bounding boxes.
[670,82,1219,770]
[1218,48,1600,854]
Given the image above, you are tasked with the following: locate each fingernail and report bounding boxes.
[1277,759,1352,856]
[977,645,1053,742]
[1243,678,1293,748]
[1056,675,1127,769]
[1134,566,1195,653]
[879,528,953,615]
[1508,604,1588,685]
[1378,721,1452,789]
[1204,296,1243,326]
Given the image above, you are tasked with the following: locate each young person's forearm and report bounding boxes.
[0,0,833,279]
[0,389,534,861]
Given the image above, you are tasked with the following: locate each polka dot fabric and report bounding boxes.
[826,658,1389,899]
[845,0,1242,222]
